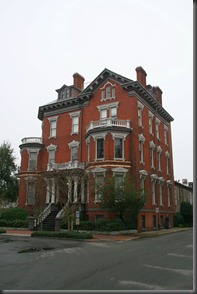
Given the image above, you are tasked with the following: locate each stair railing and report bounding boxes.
[34,203,52,228]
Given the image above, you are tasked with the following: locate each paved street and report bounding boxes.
[0,229,193,291]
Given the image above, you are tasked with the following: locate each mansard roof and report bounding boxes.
[38,68,174,123]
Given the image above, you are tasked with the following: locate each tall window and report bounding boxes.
[164,126,168,145]
[110,106,117,118]
[28,151,37,171]
[151,181,156,204]
[157,146,162,171]
[166,181,172,207]
[26,181,35,204]
[49,149,55,167]
[149,141,155,168]
[100,109,107,120]
[50,119,57,137]
[156,119,160,140]
[72,116,79,134]
[137,102,144,127]
[139,134,145,164]
[114,174,124,188]
[114,138,123,159]
[97,138,104,159]
[71,146,78,161]
[165,151,170,175]
[69,111,80,135]
[158,182,163,205]
[148,112,154,134]
[95,174,104,202]
[100,82,116,101]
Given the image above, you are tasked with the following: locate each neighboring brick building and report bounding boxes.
[174,180,193,213]
[18,66,175,231]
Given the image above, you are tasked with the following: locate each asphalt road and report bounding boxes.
[0,229,193,291]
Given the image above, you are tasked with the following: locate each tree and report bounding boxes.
[180,201,193,226]
[98,176,146,228]
[0,142,19,205]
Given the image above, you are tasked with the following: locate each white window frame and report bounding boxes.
[165,151,170,175]
[100,81,116,101]
[69,111,80,135]
[158,177,164,206]
[164,125,168,145]
[149,141,155,169]
[151,174,158,205]
[28,151,38,171]
[112,132,128,160]
[48,116,58,138]
[92,168,107,203]
[167,180,172,207]
[138,134,145,164]
[25,177,36,205]
[96,138,104,160]
[137,102,144,128]
[139,170,148,194]
[46,144,57,170]
[68,140,80,162]
[156,118,160,140]
[157,146,162,172]
[148,111,154,135]
[92,132,107,161]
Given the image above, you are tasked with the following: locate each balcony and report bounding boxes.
[19,137,43,150]
[47,161,85,171]
[21,137,43,144]
[86,118,131,133]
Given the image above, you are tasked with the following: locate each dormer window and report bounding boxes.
[66,88,70,98]
[100,82,116,101]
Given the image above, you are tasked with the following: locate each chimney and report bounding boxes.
[135,66,147,88]
[153,86,163,105]
[73,73,85,91]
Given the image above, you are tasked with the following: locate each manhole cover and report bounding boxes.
[18,247,54,253]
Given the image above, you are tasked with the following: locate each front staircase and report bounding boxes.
[35,203,61,231]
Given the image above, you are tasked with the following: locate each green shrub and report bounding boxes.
[0,229,6,234]
[180,202,193,227]
[0,208,28,221]
[31,230,93,239]
[0,219,28,228]
[174,213,184,227]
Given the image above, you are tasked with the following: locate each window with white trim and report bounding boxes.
[69,111,80,135]
[148,111,154,134]
[139,170,148,195]
[165,151,170,175]
[28,151,37,171]
[157,146,162,171]
[96,138,104,159]
[138,134,145,164]
[164,125,168,145]
[48,149,55,166]
[100,82,116,101]
[149,141,155,169]
[26,180,35,204]
[71,146,78,161]
[156,118,160,140]
[167,185,171,206]
[158,179,164,206]
[110,106,117,118]
[95,173,104,202]
[151,181,156,205]
[48,117,57,138]
[137,102,144,127]
[100,109,107,120]
[114,138,123,159]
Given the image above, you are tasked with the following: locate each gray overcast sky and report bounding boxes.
[0,0,193,182]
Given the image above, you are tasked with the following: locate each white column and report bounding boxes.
[51,178,55,203]
[74,177,78,202]
[46,179,50,203]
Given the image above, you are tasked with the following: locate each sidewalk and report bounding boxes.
[1,227,192,241]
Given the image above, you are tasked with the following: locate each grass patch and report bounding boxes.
[31,230,93,239]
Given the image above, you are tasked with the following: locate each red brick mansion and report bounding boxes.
[18,66,175,231]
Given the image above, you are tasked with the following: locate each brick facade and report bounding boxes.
[18,66,175,231]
